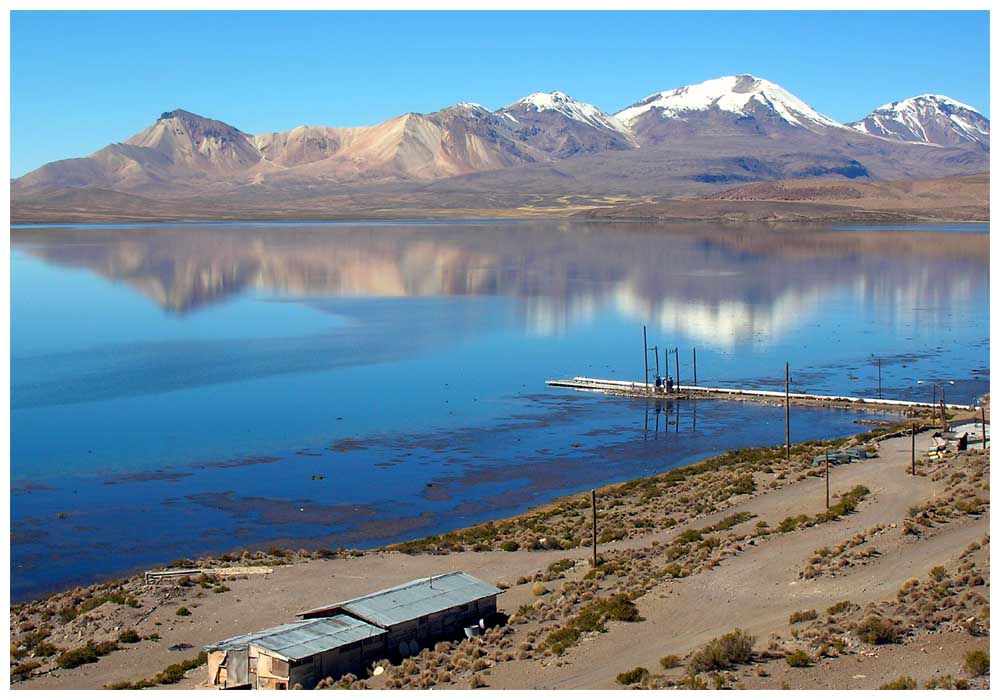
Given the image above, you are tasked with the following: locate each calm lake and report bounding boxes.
[10,220,989,601]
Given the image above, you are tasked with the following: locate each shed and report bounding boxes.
[205,621,313,689]
[248,615,386,690]
[298,571,501,658]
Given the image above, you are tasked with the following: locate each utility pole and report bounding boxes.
[785,362,791,460]
[940,399,947,431]
[643,326,648,392]
[591,490,598,567]
[664,348,669,391]
[982,404,988,449]
[674,347,680,389]
[693,348,698,387]
[877,357,882,400]
[825,451,830,509]
[911,423,916,476]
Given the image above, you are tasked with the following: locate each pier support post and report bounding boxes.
[911,423,916,476]
[675,348,680,389]
[591,489,598,567]
[643,326,648,393]
[785,362,791,460]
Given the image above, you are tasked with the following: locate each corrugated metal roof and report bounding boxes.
[205,621,314,652]
[300,571,501,628]
[251,615,385,661]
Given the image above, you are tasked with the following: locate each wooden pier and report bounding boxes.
[545,376,975,413]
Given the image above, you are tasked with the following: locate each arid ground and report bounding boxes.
[9,400,989,691]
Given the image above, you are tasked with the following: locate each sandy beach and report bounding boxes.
[10,408,989,690]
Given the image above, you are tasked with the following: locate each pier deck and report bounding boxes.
[545,376,975,413]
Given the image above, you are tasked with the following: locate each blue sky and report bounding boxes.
[11,10,990,177]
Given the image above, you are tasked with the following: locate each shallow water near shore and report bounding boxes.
[10,220,989,601]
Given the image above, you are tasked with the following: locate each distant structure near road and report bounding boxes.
[205,571,501,690]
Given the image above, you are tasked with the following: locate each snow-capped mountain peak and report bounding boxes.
[614,74,843,132]
[506,91,630,134]
[848,94,989,148]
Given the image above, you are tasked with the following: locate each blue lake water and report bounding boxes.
[10,220,990,601]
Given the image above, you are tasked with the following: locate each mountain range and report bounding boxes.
[11,75,989,222]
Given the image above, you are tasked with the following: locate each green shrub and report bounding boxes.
[57,642,100,669]
[880,676,917,689]
[545,626,580,655]
[815,485,870,523]
[107,651,207,689]
[679,675,708,689]
[855,616,901,645]
[11,660,41,677]
[175,607,191,617]
[117,629,141,644]
[659,654,681,669]
[687,629,756,673]
[789,609,818,625]
[598,529,626,544]
[546,594,642,654]
[826,600,854,616]
[779,515,809,533]
[547,558,575,575]
[785,650,813,667]
[500,540,519,552]
[964,649,989,677]
[32,641,58,657]
[153,652,207,685]
[674,529,703,544]
[929,565,947,582]
[616,667,649,685]
[57,604,78,623]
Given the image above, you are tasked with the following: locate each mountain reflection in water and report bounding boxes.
[12,220,988,348]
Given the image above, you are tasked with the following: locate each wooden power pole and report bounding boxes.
[982,405,988,449]
[692,348,698,387]
[911,423,916,476]
[785,362,791,460]
[825,451,830,509]
[591,489,598,567]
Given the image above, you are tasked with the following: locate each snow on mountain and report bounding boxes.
[848,95,989,148]
[615,75,843,133]
[506,91,631,135]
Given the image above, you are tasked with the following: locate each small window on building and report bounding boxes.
[275,682,287,690]
[271,657,289,677]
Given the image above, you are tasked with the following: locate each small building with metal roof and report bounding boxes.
[205,621,316,689]
[206,571,502,689]
[298,571,501,659]
[248,615,386,690]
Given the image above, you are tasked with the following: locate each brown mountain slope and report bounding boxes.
[579,173,988,223]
